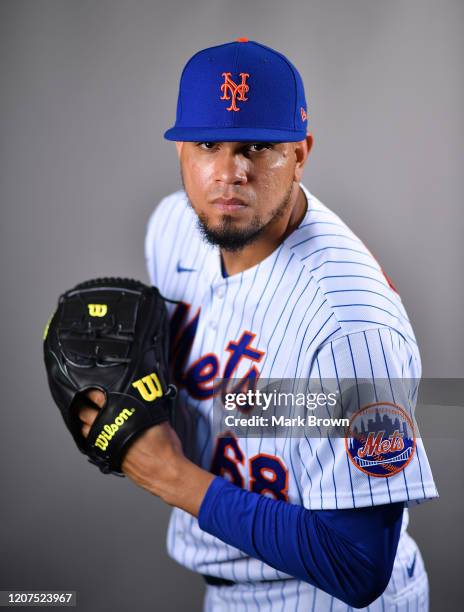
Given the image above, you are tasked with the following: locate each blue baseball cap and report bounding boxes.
[164,38,308,143]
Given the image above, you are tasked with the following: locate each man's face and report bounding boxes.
[175,141,307,251]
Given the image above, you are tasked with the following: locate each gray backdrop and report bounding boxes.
[1,0,462,610]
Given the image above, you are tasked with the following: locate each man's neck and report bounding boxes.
[220,183,307,276]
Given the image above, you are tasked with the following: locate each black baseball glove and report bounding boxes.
[43,277,176,476]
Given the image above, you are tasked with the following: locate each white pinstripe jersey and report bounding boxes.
[144,182,438,589]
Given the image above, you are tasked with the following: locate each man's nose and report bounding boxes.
[214,150,248,185]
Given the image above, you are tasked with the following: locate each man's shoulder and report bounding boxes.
[144,189,201,287]
[145,189,191,234]
[294,186,417,346]
[291,186,375,270]
[145,189,198,253]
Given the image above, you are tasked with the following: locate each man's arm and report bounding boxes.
[198,475,402,609]
[79,390,402,609]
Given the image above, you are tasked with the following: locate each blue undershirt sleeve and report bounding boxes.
[198,476,403,608]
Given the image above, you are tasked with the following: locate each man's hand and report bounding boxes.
[78,390,215,516]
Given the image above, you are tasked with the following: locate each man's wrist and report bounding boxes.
[154,455,215,517]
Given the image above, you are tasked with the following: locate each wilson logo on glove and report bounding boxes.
[132,373,163,402]
[87,303,108,317]
[94,408,136,451]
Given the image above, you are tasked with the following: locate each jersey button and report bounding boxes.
[209,321,218,331]
[216,287,225,299]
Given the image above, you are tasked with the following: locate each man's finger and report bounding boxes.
[86,389,106,409]
[78,406,99,425]
[75,389,105,438]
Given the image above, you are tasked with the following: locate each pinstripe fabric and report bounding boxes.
[144,185,436,610]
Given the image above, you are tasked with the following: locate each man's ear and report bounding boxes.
[293,133,314,182]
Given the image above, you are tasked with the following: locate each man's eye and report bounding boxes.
[248,143,272,152]
[195,142,273,152]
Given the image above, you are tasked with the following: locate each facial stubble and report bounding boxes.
[181,172,295,253]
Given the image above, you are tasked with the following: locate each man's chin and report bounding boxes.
[196,219,264,252]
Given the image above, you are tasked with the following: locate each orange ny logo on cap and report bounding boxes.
[220,72,250,111]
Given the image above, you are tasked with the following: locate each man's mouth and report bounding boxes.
[211,198,248,212]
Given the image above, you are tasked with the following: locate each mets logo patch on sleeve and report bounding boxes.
[345,402,416,478]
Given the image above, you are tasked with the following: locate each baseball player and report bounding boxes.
[78,39,438,610]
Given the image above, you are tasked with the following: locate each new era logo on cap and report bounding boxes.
[164,38,308,142]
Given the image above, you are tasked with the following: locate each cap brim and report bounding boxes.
[164,126,307,143]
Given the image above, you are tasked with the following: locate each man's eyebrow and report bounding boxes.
[241,141,278,146]
[193,141,278,145]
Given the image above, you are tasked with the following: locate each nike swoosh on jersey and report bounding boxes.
[176,261,196,273]
[407,552,417,578]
